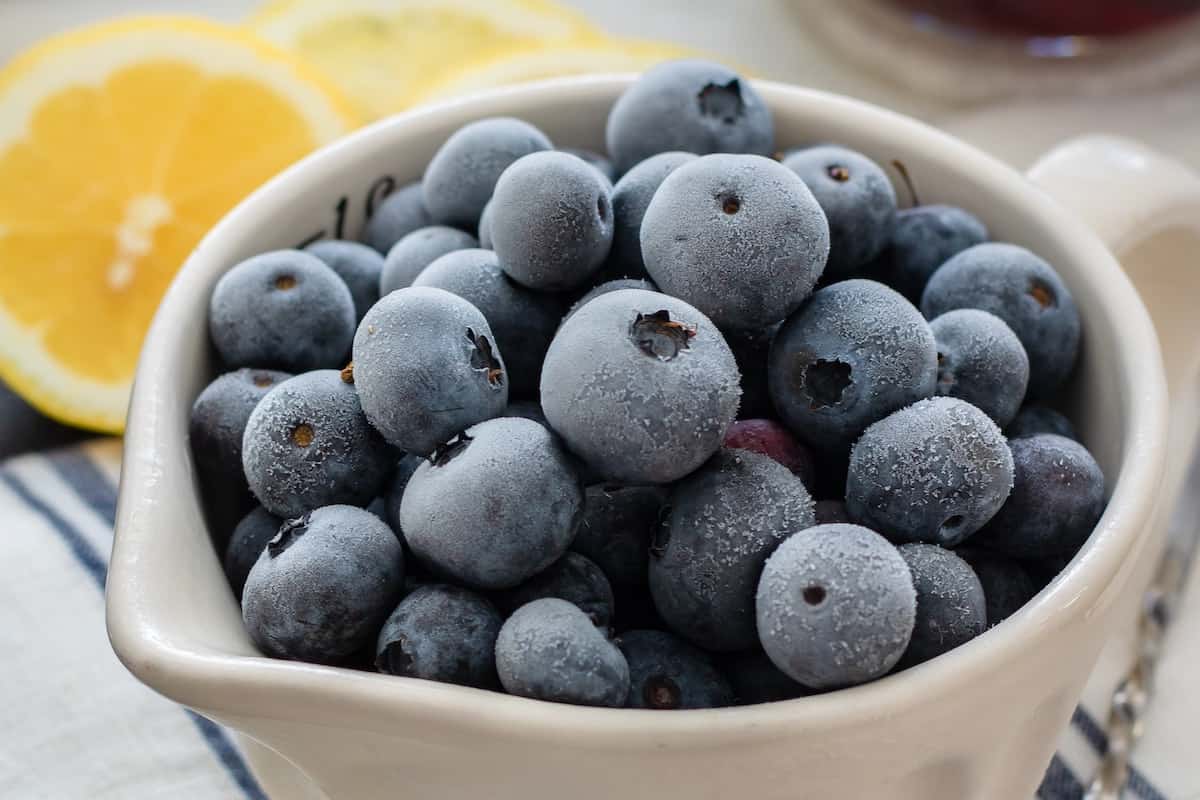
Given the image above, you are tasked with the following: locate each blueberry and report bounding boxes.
[921,242,1080,398]
[783,146,896,281]
[190,368,290,499]
[721,650,809,704]
[973,434,1105,559]
[379,225,478,295]
[571,483,668,627]
[209,250,356,372]
[495,598,629,706]
[882,204,987,302]
[846,397,1013,546]
[499,552,615,628]
[381,453,424,537]
[413,248,563,398]
[641,153,829,330]
[756,523,916,689]
[723,324,778,419]
[650,448,814,652]
[223,506,281,598]
[723,418,815,488]
[400,417,583,590]
[896,544,986,668]
[930,308,1030,427]
[606,151,697,281]
[955,547,1037,625]
[242,370,394,518]
[490,151,614,291]
[353,287,508,455]
[477,198,495,249]
[606,60,774,174]
[305,239,385,323]
[242,505,405,663]
[560,146,617,183]
[1005,404,1078,441]
[360,182,433,254]
[768,279,937,451]
[618,629,734,709]
[541,289,740,483]
[814,499,850,525]
[564,278,658,323]
[375,584,502,689]
[423,117,552,227]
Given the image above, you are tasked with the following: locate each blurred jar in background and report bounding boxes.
[814,0,1200,102]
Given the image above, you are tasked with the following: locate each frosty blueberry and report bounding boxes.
[896,544,987,668]
[618,629,734,709]
[930,308,1030,427]
[305,239,386,323]
[353,287,508,455]
[379,225,478,295]
[360,181,433,254]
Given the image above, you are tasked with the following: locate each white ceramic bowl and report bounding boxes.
[108,77,1177,800]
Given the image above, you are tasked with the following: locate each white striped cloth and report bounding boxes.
[1,441,1194,799]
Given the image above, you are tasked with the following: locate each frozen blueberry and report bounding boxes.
[375,584,502,689]
[490,151,614,291]
[242,370,394,518]
[846,397,1013,547]
[223,506,281,598]
[571,484,668,625]
[360,181,434,254]
[190,368,290,498]
[930,308,1030,428]
[723,324,778,419]
[564,278,658,323]
[973,434,1105,559]
[423,117,552,227]
[641,153,829,330]
[783,145,896,281]
[721,650,809,704]
[650,448,815,652]
[541,289,740,484]
[209,250,356,372]
[768,279,937,451]
[1006,405,1078,441]
[477,198,495,249]
[606,59,774,174]
[618,629,734,709]
[896,544,987,668]
[400,417,582,590]
[956,548,1037,625]
[305,240,385,323]
[921,242,1080,398]
[814,499,850,525]
[607,151,697,281]
[724,418,815,488]
[353,287,508,454]
[500,552,614,628]
[882,204,988,302]
[379,225,478,295]
[495,598,630,707]
[381,453,424,537]
[414,248,563,398]
[757,523,916,689]
[560,147,616,183]
[242,505,405,663]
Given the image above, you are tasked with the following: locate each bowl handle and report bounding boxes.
[1029,135,1200,506]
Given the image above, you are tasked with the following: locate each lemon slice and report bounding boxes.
[247,0,601,118]
[0,16,359,432]
[411,38,699,104]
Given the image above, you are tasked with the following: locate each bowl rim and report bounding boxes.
[107,74,1168,743]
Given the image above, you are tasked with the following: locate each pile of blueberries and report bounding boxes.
[192,59,1106,709]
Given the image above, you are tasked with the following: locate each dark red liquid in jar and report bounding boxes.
[891,0,1200,37]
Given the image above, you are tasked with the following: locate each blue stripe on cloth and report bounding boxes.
[1071,707,1169,800]
[7,455,267,800]
[1038,754,1085,800]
